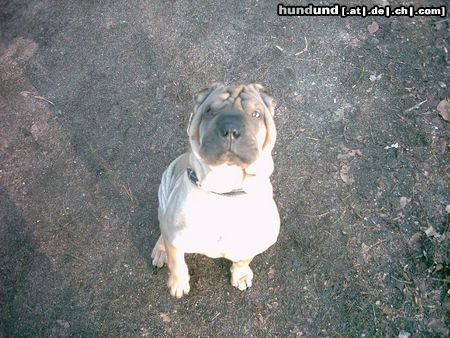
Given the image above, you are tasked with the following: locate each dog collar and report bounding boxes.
[186,168,246,196]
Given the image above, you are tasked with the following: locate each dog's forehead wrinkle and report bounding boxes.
[228,85,244,98]
[240,92,253,100]
[245,101,256,113]
[232,97,243,111]
[198,84,270,116]
[210,100,225,110]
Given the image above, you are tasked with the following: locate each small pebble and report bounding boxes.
[366,37,379,49]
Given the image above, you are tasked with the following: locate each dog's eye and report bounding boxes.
[252,111,261,118]
[204,108,215,117]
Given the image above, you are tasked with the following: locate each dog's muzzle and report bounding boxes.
[216,114,244,148]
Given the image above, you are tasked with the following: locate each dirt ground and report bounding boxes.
[0,0,449,336]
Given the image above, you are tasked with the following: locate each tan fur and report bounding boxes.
[151,83,280,298]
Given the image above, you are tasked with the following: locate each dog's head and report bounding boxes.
[188,83,277,177]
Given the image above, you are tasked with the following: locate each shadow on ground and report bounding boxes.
[1,0,449,336]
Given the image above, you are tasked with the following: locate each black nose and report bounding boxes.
[218,120,241,139]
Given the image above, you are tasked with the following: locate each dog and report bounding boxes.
[151,83,280,298]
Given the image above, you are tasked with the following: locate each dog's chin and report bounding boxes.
[203,151,253,169]
[199,144,260,168]
[200,162,245,193]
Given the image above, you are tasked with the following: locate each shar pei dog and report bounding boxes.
[151,83,280,298]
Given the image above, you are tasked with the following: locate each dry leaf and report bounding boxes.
[446,205,450,213]
[408,232,422,247]
[340,164,354,184]
[351,37,361,48]
[338,148,362,161]
[399,196,411,209]
[367,21,379,34]
[294,94,307,103]
[431,136,448,154]
[361,243,370,263]
[427,318,449,336]
[159,312,171,323]
[56,319,70,329]
[437,99,450,121]
[424,226,437,237]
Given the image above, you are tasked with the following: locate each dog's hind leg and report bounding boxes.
[230,257,254,291]
[151,234,167,268]
[164,239,190,298]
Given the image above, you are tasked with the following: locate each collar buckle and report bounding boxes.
[186,168,246,196]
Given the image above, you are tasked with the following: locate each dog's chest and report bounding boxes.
[173,190,279,260]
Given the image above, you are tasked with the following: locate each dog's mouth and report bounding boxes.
[199,140,259,168]
[216,150,250,167]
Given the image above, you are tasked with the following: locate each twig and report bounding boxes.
[313,273,318,293]
[390,274,413,285]
[405,99,427,113]
[434,18,449,25]
[343,123,348,143]
[372,303,378,332]
[430,277,450,282]
[293,57,322,62]
[349,203,364,219]
[299,211,330,218]
[66,253,88,263]
[33,95,55,105]
[368,124,375,144]
[21,91,55,105]
[294,37,308,56]
[210,312,221,322]
[122,184,136,205]
[352,66,365,89]
[367,239,388,251]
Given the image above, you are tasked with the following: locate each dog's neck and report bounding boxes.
[187,153,273,196]
[188,153,246,194]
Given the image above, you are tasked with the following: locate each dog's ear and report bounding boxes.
[193,83,223,107]
[250,83,277,153]
[188,83,223,135]
[251,83,277,117]
[245,83,277,178]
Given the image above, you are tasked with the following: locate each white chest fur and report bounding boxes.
[160,179,280,262]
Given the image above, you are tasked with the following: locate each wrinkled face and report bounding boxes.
[188,84,276,168]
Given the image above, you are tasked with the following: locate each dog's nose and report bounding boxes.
[219,120,241,139]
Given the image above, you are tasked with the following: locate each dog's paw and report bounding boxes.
[167,273,190,298]
[151,236,167,268]
[231,265,254,291]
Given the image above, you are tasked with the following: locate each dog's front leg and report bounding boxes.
[164,238,190,298]
[230,257,254,291]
